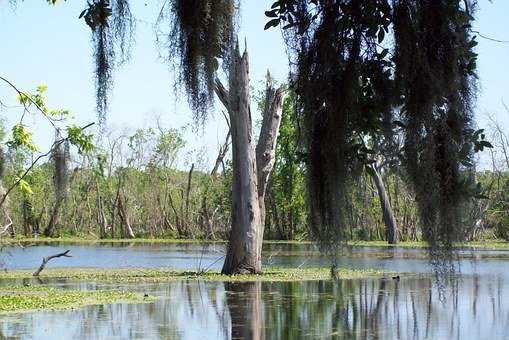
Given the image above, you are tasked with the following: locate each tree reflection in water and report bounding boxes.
[0,275,508,339]
[224,276,509,340]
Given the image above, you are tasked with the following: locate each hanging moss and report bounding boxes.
[81,0,134,123]
[81,0,235,124]
[280,0,394,259]
[157,0,237,123]
[52,135,70,202]
[393,0,478,270]
[270,0,480,271]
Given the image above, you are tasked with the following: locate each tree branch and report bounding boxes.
[33,250,72,276]
[214,78,230,110]
[256,74,286,199]
[0,76,59,129]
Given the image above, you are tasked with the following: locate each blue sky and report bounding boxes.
[0,0,507,169]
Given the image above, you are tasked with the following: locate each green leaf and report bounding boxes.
[265,10,278,18]
[377,29,385,43]
[378,48,389,59]
[79,9,87,19]
[479,140,493,148]
[264,18,280,30]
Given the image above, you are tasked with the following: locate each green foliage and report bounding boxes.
[1,83,94,207]
[8,124,37,152]
[17,178,33,196]
[80,0,112,31]
[478,172,509,241]
[67,125,94,154]
[265,92,307,239]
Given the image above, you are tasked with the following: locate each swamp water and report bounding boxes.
[0,242,508,339]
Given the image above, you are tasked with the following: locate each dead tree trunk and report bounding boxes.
[215,46,285,274]
[0,185,14,237]
[44,198,63,237]
[184,163,194,232]
[211,129,231,178]
[256,72,285,228]
[33,250,71,276]
[117,194,135,238]
[368,165,398,244]
[97,194,107,239]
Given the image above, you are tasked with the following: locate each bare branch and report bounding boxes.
[213,78,230,110]
[33,250,72,276]
[256,75,286,199]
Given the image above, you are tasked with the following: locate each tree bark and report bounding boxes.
[219,46,263,274]
[215,46,285,274]
[44,198,63,237]
[369,165,398,244]
[96,193,107,239]
[184,163,194,226]
[117,194,135,238]
[256,72,285,228]
[211,129,231,178]
[0,181,14,237]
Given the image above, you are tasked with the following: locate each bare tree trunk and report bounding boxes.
[218,46,263,274]
[0,180,14,237]
[200,195,215,239]
[211,129,231,178]
[96,193,107,239]
[369,165,398,244]
[44,198,63,237]
[185,163,194,228]
[215,46,285,274]
[109,197,116,239]
[117,194,135,238]
[256,71,285,229]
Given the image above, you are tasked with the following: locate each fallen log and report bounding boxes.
[33,250,72,277]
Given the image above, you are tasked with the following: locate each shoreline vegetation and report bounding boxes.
[2,236,509,249]
[0,267,392,313]
[0,267,391,284]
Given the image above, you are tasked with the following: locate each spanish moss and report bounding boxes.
[274,0,479,272]
[52,137,70,202]
[282,0,394,258]
[82,0,134,123]
[393,0,478,270]
[112,0,135,64]
[157,0,237,123]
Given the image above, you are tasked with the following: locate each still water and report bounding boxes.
[0,242,509,339]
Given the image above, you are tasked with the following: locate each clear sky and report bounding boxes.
[0,0,507,169]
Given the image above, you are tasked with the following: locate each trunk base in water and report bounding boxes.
[215,46,285,276]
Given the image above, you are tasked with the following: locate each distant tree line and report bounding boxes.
[1,93,507,242]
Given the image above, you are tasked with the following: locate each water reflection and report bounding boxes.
[0,275,508,339]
